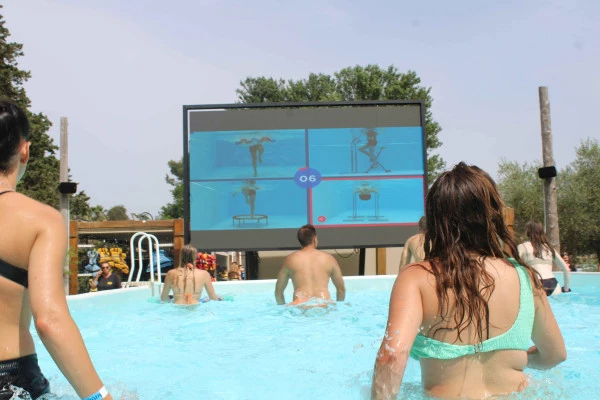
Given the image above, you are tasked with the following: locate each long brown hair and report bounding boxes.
[175,244,198,295]
[525,221,554,259]
[424,162,541,342]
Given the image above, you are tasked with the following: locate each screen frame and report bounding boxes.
[183,100,428,250]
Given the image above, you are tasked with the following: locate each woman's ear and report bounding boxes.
[20,140,30,163]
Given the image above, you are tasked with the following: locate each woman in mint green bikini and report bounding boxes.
[372,163,566,399]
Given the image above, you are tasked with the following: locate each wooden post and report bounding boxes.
[173,218,185,266]
[69,221,79,295]
[503,208,515,255]
[60,117,69,294]
[376,248,387,275]
[503,208,515,235]
[538,87,561,254]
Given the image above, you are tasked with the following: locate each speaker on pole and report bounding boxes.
[537,166,557,179]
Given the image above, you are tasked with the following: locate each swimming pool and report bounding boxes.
[33,273,599,399]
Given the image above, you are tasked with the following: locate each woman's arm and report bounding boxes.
[203,271,219,300]
[553,252,571,291]
[517,243,527,260]
[528,285,567,369]
[29,209,112,399]
[160,272,173,302]
[372,266,423,400]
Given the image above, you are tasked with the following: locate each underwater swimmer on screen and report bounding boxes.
[235,136,275,177]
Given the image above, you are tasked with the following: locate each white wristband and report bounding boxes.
[81,385,108,400]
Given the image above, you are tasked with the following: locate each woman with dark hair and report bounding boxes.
[0,101,112,399]
[518,221,571,296]
[372,162,566,399]
[160,244,220,305]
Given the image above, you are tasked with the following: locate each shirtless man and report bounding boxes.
[160,244,220,305]
[274,224,346,305]
[399,216,426,269]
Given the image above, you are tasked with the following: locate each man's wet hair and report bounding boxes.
[297,224,317,247]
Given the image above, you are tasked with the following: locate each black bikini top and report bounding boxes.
[0,190,28,288]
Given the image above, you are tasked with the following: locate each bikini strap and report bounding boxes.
[0,190,13,196]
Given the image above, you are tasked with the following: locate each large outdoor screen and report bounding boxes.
[184,101,427,251]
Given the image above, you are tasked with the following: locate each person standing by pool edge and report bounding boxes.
[90,261,122,291]
[372,162,566,399]
[0,101,112,399]
[274,224,346,305]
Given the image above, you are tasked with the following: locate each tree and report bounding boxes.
[560,139,600,260]
[0,8,91,210]
[70,191,92,220]
[90,206,107,221]
[236,65,445,180]
[497,159,544,240]
[497,138,600,261]
[158,158,184,219]
[106,205,129,221]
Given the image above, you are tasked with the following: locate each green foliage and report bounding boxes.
[236,65,445,181]
[106,205,129,221]
[497,159,544,240]
[159,158,184,219]
[560,139,600,259]
[0,8,94,211]
[71,190,92,220]
[497,138,600,260]
[89,205,107,221]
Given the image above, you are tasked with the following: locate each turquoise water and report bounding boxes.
[32,276,599,399]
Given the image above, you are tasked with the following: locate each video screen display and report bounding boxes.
[185,103,427,251]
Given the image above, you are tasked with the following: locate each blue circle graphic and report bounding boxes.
[294,168,322,189]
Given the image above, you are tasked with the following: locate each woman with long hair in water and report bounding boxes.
[372,162,566,399]
[161,244,219,305]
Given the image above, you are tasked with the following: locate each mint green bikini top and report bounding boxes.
[410,258,534,360]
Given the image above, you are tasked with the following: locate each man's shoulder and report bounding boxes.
[406,233,425,248]
[316,250,335,260]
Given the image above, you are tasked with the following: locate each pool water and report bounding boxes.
[33,276,600,399]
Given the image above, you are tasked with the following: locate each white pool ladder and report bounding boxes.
[127,232,163,296]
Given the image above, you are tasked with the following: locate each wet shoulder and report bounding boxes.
[399,261,434,287]
[197,269,211,281]
[8,193,64,233]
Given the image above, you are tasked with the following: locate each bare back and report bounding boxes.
[0,191,60,360]
[162,267,217,305]
[417,258,528,397]
[275,247,345,305]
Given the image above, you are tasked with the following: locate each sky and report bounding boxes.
[2,0,599,217]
